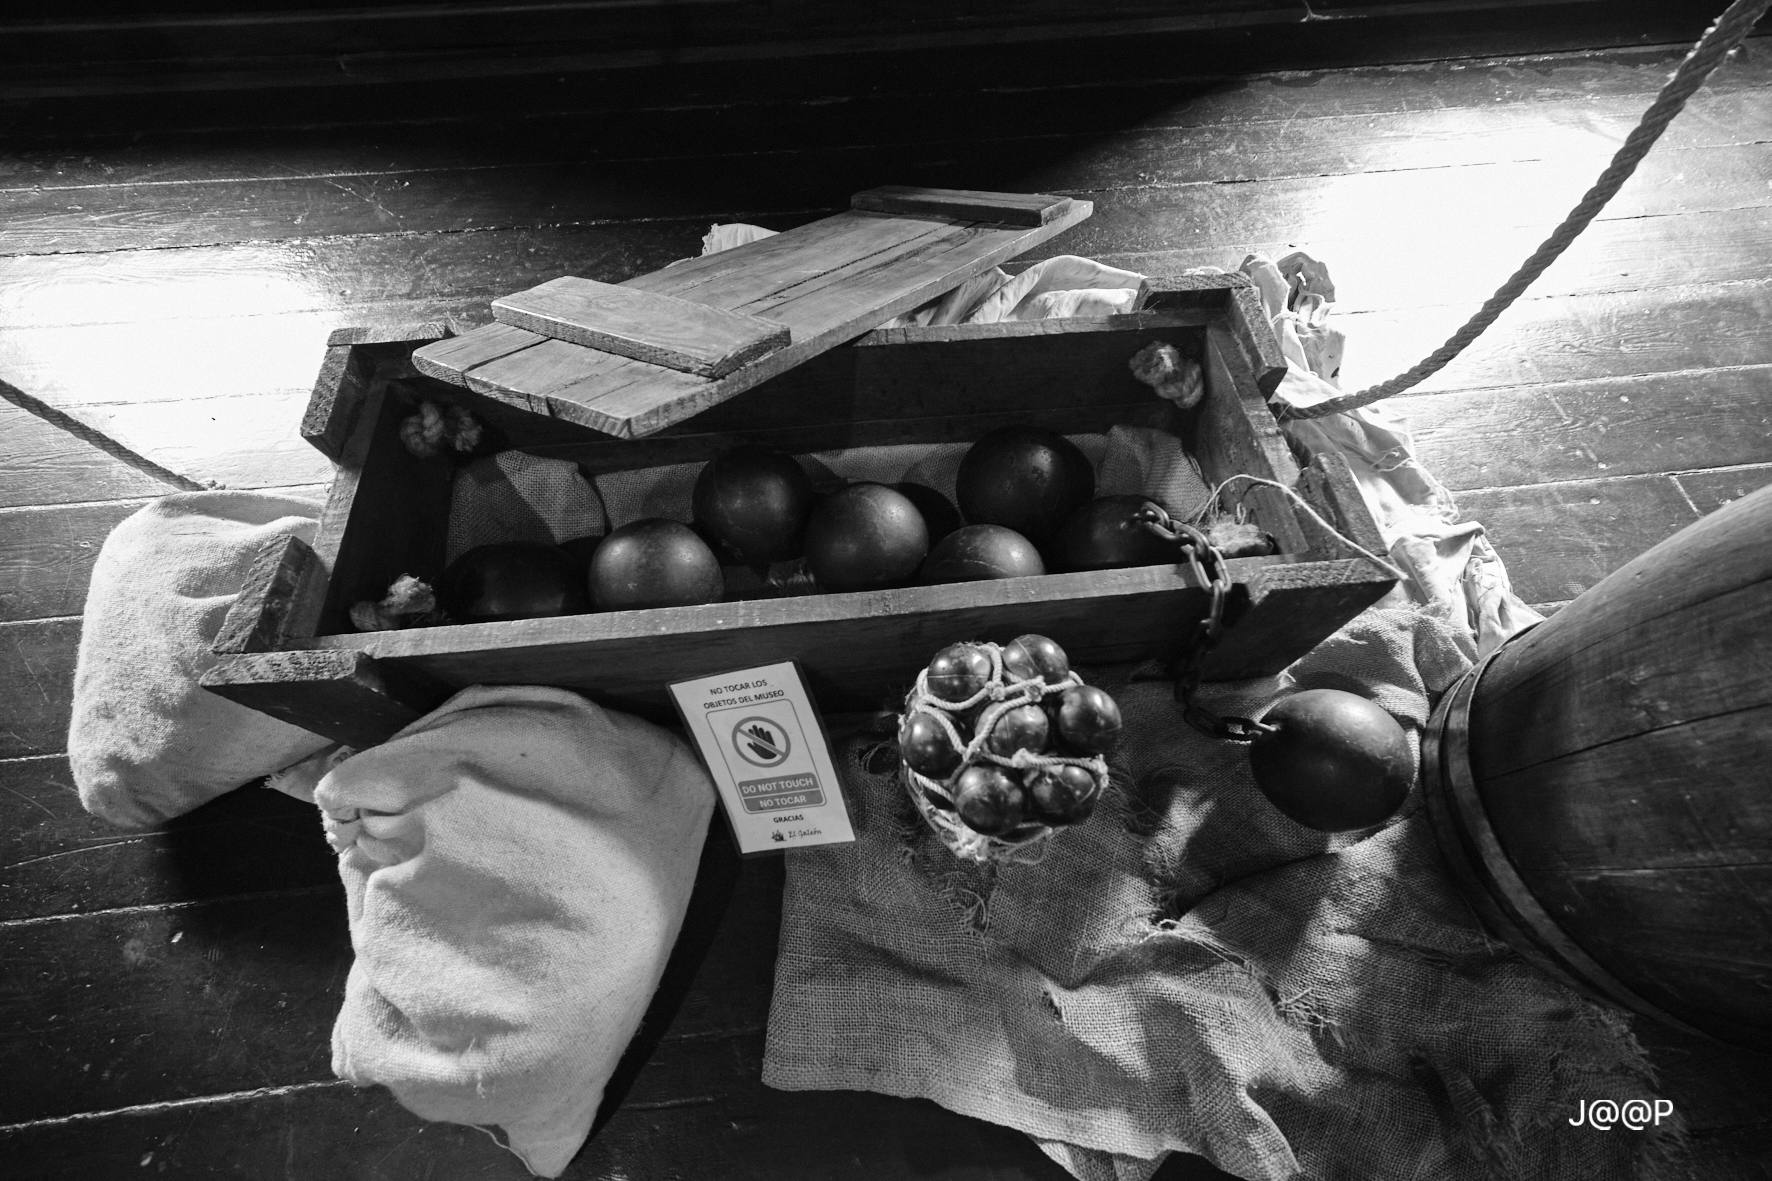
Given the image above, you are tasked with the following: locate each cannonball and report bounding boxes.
[1055,495,1177,571]
[1054,685,1123,755]
[440,541,589,623]
[1026,764,1099,825]
[954,764,1025,836]
[900,710,963,779]
[1248,689,1413,832]
[691,443,815,565]
[894,482,964,546]
[803,483,929,592]
[984,703,1050,758]
[920,524,1046,583]
[588,519,724,610]
[955,426,1095,544]
[1001,633,1070,686]
[927,643,994,705]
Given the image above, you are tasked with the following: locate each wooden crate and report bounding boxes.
[202,274,1396,749]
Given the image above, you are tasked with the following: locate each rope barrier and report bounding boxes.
[0,376,208,492]
[1283,0,1772,420]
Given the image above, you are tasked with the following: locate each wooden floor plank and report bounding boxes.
[4,122,1767,258]
[0,756,337,921]
[1334,281,1772,395]
[1672,462,1772,513]
[8,79,1766,205]
[0,889,349,1123]
[6,38,1763,172]
[1393,366,1772,491]
[1456,472,1701,604]
[0,618,80,759]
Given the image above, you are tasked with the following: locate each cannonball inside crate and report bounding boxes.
[898,634,1120,863]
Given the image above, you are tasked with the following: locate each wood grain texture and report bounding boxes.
[0,889,349,1123]
[851,185,1074,226]
[417,200,1096,438]
[0,499,142,623]
[6,38,1762,167]
[1200,559,1397,679]
[0,617,82,758]
[200,650,450,749]
[1479,703,1772,871]
[296,563,1225,716]
[0,755,337,921]
[492,276,790,377]
[1395,366,1772,491]
[1194,322,1310,555]
[1454,474,1702,605]
[211,535,326,656]
[1473,480,1772,772]
[1675,463,1772,514]
[306,366,453,637]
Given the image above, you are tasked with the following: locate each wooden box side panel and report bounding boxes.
[522,312,1210,474]
[304,563,1233,715]
[307,351,455,637]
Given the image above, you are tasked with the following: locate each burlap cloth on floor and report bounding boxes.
[762,605,1677,1180]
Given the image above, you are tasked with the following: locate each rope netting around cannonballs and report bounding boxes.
[901,642,1109,864]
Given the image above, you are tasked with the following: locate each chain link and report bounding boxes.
[1136,506,1278,744]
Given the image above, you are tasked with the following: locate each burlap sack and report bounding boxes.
[320,685,714,1178]
[447,451,607,564]
[68,491,337,829]
[762,607,1675,1180]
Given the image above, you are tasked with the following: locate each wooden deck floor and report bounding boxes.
[2,14,1769,1180]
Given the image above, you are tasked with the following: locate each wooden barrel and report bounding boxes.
[1423,482,1772,1050]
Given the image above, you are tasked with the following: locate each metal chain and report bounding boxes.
[1136,506,1277,743]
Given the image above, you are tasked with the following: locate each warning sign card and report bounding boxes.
[668,661,856,855]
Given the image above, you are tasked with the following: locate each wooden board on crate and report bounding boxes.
[203,274,1394,749]
[409,186,1092,439]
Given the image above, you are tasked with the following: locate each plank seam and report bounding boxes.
[0,1079,353,1133]
[0,883,343,931]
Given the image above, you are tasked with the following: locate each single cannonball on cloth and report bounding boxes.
[1026,763,1099,825]
[441,541,590,623]
[899,710,963,779]
[1248,688,1413,832]
[984,703,1050,758]
[1053,685,1123,755]
[1055,495,1177,571]
[691,443,815,565]
[1002,633,1070,685]
[955,426,1094,544]
[920,524,1045,583]
[926,643,993,705]
[803,483,929,592]
[588,519,724,610]
[954,764,1025,836]
[894,482,963,546]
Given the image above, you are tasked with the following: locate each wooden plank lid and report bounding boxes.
[412,186,1090,439]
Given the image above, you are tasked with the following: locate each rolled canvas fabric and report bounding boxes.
[68,490,335,830]
[320,685,715,1178]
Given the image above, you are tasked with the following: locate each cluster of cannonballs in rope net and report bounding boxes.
[898,635,1123,863]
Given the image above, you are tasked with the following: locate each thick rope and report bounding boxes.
[1284,0,1772,420]
[0,375,208,492]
